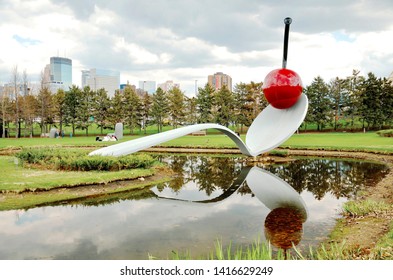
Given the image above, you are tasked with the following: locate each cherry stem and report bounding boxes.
[282,17,292,69]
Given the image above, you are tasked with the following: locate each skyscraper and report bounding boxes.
[157,80,180,92]
[208,72,232,92]
[49,56,72,90]
[138,81,156,94]
[82,68,120,97]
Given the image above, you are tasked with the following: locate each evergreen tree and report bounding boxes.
[304,76,332,131]
[359,73,384,129]
[141,92,152,134]
[151,88,168,133]
[64,85,80,136]
[92,88,110,134]
[185,96,198,124]
[381,78,393,127]
[196,83,214,123]
[346,70,365,130]
[213,86,234,127]
[124,86,142,134]
[168,87,185,128]
[108,90,126,128]
[76,86,94,136]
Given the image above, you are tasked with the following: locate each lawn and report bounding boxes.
[1,131,392,153]
[0,156,155,192]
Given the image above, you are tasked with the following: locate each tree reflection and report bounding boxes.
[156,155,388,201]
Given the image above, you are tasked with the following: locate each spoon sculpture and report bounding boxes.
[89,17,308,157]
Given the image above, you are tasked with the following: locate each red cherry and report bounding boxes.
[262,68,303,109]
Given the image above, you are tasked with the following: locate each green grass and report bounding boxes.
[342,199,392,217]
[281,132,393,153]
[2,131,392,153]
[372,221,393,260]
[0,156,155,193]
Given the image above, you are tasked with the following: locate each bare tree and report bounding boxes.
[12,65,20,138]
[1,86,10,138]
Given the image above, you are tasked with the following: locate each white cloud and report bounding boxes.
[1,0,393,94]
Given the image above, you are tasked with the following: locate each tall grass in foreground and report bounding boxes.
[160,237,393,260]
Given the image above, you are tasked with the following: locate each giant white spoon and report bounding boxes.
[89,93,308,157]
[89,17,307,157]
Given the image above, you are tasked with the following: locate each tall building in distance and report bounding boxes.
[157,80,180,92]
[208,72,232,92]
[43,56,72,92]
[49,56,72,90]
[82,68,120,97]
[138,81,156,94]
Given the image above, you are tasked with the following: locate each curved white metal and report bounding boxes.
[89,94,308,157]
[246,167,308,221]
[89,123,252,157]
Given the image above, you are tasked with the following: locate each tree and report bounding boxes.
[92,88,110,134]
[185,96,198,124]
[329,77,350,130]
[53,89,66,135]
[233,81,264,132]
[141,92,152,134]
[151,88,168,133]
[1,86,12,138]
[37,85,53,135]
[108,90,126,127]
[381,78,393,127]
[346,70,365,130]
[64,85,80,136]
[124,86,142,134]
[20,93,38,137]
[304,76,332,131]
[196,83,214,123]
[11,66,20,138]
[168,87,185,128]
[212,86,234,127]
[76,86,94,136]
[359,72,384,129]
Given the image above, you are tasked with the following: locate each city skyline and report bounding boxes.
[1,0,393,96]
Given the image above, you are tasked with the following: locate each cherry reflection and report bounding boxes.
[246,167,307,254]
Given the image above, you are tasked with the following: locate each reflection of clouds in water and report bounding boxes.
[0,193,268,259]
[1,158,386,259]
[300,191,346,222]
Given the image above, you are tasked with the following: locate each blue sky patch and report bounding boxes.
[13,34,41,46]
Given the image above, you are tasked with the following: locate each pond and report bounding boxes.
[0,155,388,259]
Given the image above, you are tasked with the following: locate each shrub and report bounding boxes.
[16,148,156,171]
[377,129,393,137]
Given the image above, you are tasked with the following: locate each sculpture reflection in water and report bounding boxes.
[154,166,308,252]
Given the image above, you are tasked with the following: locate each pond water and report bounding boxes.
[0,156,388,260]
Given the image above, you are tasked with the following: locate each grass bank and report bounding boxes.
[1,131,392,154]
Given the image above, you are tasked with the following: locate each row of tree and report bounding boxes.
[1,69,392,138]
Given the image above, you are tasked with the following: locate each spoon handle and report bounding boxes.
[282,17,292,69]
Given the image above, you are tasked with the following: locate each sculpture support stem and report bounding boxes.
[282,17,292,69]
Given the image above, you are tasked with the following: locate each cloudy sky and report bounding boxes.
[1,0,393,95]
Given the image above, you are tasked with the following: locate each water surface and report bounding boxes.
[0,156,388,259]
